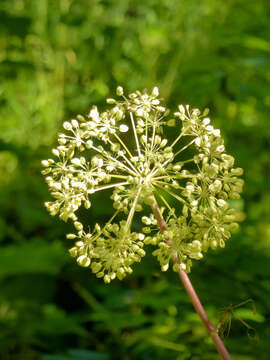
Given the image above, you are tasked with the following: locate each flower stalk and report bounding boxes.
[152,200,232,360]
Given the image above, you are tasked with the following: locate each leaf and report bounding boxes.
[68,349,108,360]
[42,349,108,360]
[37,305,87,337]
[0,239,68,278]
[42,356,73,360]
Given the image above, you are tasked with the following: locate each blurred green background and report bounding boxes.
[0,0,270,359]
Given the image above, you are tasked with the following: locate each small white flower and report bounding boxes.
[119,124,129,132]
[89,107,99,121]
[152,87,159,97]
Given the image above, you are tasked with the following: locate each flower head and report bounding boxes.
[42,87,244,282]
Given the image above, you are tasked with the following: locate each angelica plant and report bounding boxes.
[42,86,243,281]
[42,87,243,359]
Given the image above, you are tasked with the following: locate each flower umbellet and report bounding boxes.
[42,87,244,283]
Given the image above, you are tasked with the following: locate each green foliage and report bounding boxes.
[43,348,108,360]
[0,0,270,359]
[0,239,68,278]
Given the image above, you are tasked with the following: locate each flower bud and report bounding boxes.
[116,86,123,96]
[106,98,116,104]
[41,160,49,167]
[69,247,78,257]
[77,255,90,267]
[52,149,60,157]
[119,124,129,132]
[71,119,79,128]
[63,121,72,130]
[152,87,159,97]
[231,168,243,176]
[66,234,77,239]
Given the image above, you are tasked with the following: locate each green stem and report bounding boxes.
[129,112,141,157]
[125,185,142,231]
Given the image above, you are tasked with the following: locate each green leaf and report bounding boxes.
[68,349,108,360]
[0,239,68,278]
[42,356,73,360]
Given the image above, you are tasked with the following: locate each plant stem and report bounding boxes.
[151,200,232,360]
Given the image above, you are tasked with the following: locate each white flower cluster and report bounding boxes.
[42,86,244,282]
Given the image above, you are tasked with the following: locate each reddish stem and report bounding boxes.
[151,201,232,360]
